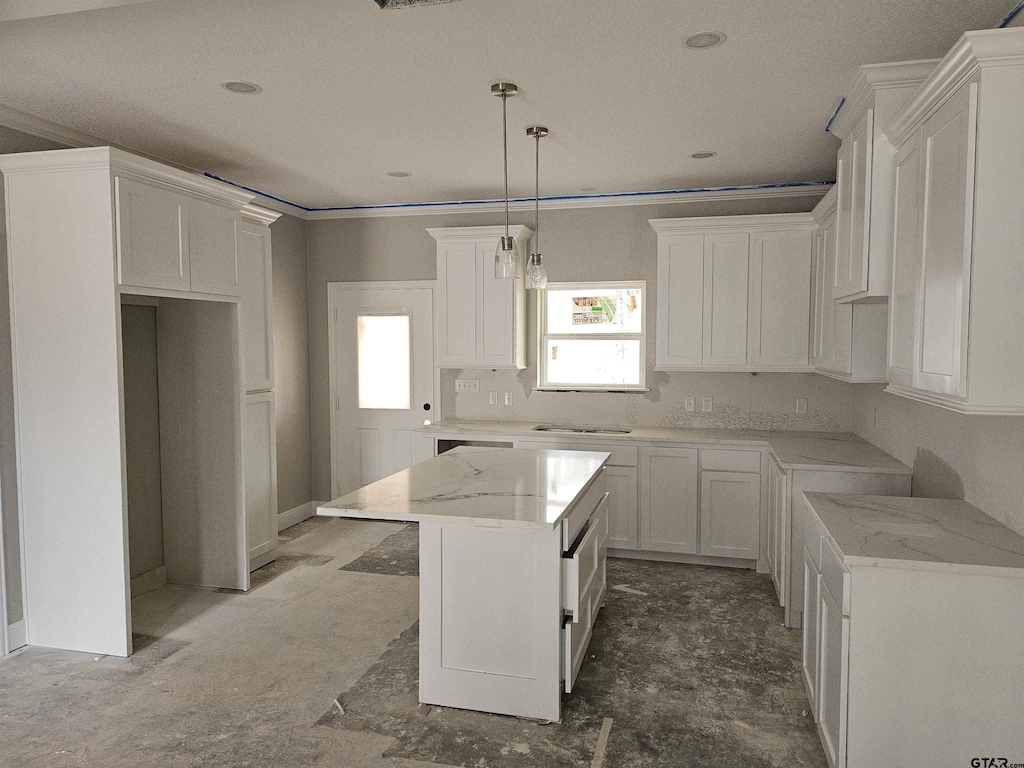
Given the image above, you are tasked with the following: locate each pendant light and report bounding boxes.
[525,125,548,290]
[492,82,518,279]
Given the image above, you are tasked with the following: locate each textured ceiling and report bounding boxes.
[0,0,1015,208]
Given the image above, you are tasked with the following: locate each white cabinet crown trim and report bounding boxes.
[427,224,533,242]
[241,203,282,225]
[649,212,815,235]
[811,187,837,223]
[885,28,1024,146]
[827,59,939,138]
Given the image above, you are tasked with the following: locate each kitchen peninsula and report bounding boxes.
[318,447,610,722]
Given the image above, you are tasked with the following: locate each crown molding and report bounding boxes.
[241,203,283,225]
[811,185,838,222]
[427,224,533,242]
[649,212,816,235]
[0,102,103,148]
[885,28,1024,146]
[110,148,255,207]
[828,59,938,138]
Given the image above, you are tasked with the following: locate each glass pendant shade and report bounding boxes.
[494,235,517,279]
[525,252,547,289]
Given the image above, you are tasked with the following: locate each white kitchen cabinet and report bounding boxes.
[651,214,815,372]
[639,446,699,554]
[883,29,1024,414]
[811,189,887,382]
[116,177,189,292]
[603,465,638,550]
[827,60,936,302]
[429,225,532,369]
[800,545,820,719]
[188,197,242,297]
[767,455,788,606]
[238,216,275,393]
[699,470,759,559]
[816,576,849,768]
[245,391,278,571]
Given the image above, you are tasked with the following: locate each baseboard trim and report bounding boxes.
[130,566,167,598]
[7,619,26,651]
[608,548,757,570]
[278,500,319,531]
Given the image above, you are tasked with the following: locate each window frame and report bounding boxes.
[537,280,647,392]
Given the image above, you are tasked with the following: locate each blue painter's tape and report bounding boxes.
[825,97,846,134]
[205,173,833,214]
[998,0,1024,27]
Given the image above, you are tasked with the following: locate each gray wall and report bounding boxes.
[270,213,313,515]
[305,195,831,501]
[121,304,164,578]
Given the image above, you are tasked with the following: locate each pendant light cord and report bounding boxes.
[502,90,510,238]
[534,131,540,254]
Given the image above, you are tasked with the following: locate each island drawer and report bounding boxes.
[562,493,609,622]
[701,449,762,473]
[562,472,607,551]
[820,534,850,616]
[516,439,637,467]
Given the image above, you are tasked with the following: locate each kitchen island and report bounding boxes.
[318,446,610,721]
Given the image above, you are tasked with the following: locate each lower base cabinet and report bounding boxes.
[244,391,278,571]
[639,447,699,553]
[603,465,639,549]
[699,470,760,559]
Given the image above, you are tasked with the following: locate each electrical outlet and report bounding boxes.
[504,392,512,406]
[455,378,479,393]
[489,391,498,406]
[685,397,695,412]
[796,398,808,415]
[702,397,713,413]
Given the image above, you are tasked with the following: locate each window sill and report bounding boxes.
[534,387,649,394]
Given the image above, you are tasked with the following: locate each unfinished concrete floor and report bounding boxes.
[0,517,825,767]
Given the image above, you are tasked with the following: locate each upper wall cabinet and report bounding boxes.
[429,225,532,369]
[116,172,249,297]
[883,28,1024,414]
[810,188,888,382]
[827,59,937,303]
[650,214,814,372]
[238,206,280,393]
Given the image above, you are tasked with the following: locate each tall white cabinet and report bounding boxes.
[0,147,280,656]
[884,28,1024,414]
[826,59,936,303]
[428,225,532,369]
[650,214,814,372]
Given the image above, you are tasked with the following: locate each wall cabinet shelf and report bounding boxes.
[429,225,532,369]
[650,214,814,372]
[827,59,936,303]
[884,29,1024,414]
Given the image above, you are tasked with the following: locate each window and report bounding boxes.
[538,282,645,390]
[357,312,412,409]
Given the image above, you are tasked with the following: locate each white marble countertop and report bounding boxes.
[419,421,910,474]
[804,493,1024,577]
[317,446,608,531]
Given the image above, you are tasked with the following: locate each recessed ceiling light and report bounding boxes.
[691,151,717,159]
[387,171,412,178]
[684,31,726,49]
[221,81,262,94]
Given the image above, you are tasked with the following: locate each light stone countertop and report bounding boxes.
[804,493,1024,577]
[419,421,911,474]
[318,446,608,531]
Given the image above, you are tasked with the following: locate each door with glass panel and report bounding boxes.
[329,283,435,498]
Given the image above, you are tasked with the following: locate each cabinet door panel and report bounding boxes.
[188,199,241,296]
[846,110,873,297]
[916,83,976,397]
[657,234,704,367]
[699,471,759,559]
[833,140,853,300]
[749,229,812,368]
[702,233,749,367]
[888,134,924,388]
[116,177,189,291]
[435,243,477,365]
[801,549,820,720]
[768,458,788,607]
[604,465,638,550]
[818,582,850,768]
[238,222,274,392]
[477,240,515,366]
[639,447,698,554]
[245,392,278,567]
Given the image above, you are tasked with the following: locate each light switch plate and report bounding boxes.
[685,397,695,412]
[455,378,479,393]
[489,391,498,406]
[504,392,512,406]
[702,397,713,413]
[796,398,807,415]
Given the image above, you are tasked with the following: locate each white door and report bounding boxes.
[604,466,638,550]
[699,470,760,559]
[330,283,435,498]
[639,446,699,554]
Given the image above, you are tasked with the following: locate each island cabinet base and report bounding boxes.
[418,483,609,722]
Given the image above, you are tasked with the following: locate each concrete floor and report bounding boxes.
[0,517,825,768]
